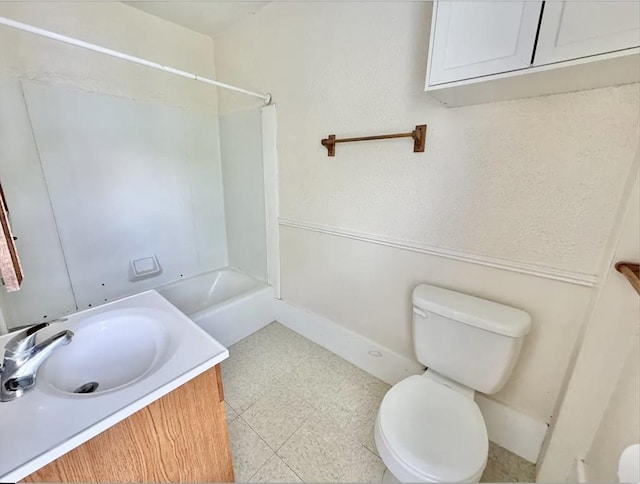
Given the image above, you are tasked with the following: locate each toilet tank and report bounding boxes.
[412,284,531,394]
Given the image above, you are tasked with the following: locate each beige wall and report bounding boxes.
[214,0,640,443]
[279,225,594,424]
[538,176,640,481]
[586,338,640,482]
[0,2,217,111]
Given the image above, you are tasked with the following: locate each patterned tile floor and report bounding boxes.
[221,322,536,483]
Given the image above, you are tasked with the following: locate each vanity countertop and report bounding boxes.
[0,290,228,482]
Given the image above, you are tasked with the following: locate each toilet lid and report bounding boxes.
[378,375,488,482]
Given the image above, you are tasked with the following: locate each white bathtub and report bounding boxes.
[157,268,275,347]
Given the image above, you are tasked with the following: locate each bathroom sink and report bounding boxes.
[0,290,228,483]
[40,308,172,395]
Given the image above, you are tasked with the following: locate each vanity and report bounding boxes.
[0,291,234,482]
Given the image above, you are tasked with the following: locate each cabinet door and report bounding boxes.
[427,1,543,86]
[534,1,640,66]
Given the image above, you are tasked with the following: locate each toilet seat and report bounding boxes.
[375,375,488,483]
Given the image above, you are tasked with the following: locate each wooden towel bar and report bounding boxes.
[321,124,427,157]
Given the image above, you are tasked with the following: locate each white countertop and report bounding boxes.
[0,290,228,482]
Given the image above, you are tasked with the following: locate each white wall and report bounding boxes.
[0,301,7,335]
[219,108,268,280]
[0,3,227,325]
[34,82,225,304]
[0,79,77,324]
[538,175,640,481]
[0,2,217,112]
[214,0,640,458]
[0,78,228,325]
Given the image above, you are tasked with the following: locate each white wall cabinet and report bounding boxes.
[426,1,640,106]
[428,1,542,85]
[534,1,640,66]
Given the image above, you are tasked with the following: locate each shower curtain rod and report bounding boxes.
[0,16,272,105]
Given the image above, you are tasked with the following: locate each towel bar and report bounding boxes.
[321,124,427,157]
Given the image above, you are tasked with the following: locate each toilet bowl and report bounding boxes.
[375,284,531,483]
[375,372,487,483]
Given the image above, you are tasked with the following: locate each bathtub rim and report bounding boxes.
[156,266,270,319]
[189,283,272,321]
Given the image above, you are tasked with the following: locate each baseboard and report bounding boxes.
[274,299,424,385]
[274,298,548,464]
[475,394,548,464]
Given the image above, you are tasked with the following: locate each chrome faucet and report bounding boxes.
[1,322,73,402]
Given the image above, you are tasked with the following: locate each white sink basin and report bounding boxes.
[40,308,172,395]
[0,290,228,483]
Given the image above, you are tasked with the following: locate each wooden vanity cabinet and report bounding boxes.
[22,365,234,483]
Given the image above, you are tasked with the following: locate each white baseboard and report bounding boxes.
[274,299,424,385]
[274,298,548,464]
[475,394,548,464]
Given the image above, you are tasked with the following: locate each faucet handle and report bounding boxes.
[4,323,49,355]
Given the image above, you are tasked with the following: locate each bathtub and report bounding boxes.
[157,268,275,347]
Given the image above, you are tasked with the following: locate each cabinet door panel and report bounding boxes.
[427,1,543,86]
[534,1,640,66]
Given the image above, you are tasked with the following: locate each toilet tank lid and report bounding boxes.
[412,284,531,337]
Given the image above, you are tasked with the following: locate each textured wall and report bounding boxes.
[215,2,639,275]
[214,1,640,432]
[0,2,217,112]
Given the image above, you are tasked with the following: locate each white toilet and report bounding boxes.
[375,284,531,483]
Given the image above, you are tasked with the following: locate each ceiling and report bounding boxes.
[125,1,269,38]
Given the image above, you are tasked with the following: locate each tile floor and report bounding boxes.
[221,322,536,483]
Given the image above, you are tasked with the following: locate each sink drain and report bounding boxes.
[74,382,99,394]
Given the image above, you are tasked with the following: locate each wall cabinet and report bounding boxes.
[426,1,640,106]
[534,1,640,66]
[428,1,543,85]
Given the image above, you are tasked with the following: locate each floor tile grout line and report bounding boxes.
[361,443,381,461]
[238,414,277,451]
[236,388,316,452]
[279,409,381,484]
[273,409,316,454]
[224,399,240,419]
[246,453,275,483]
[246,454,274,481]
[237,395,260,419]
[234,415,277,482]
[282,457,305,483]
[247,452,305,484]
[272,410,320,482]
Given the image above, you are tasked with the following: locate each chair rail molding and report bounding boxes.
[278,218,598,287]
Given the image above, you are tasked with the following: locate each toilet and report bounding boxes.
[375,284,531,483]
